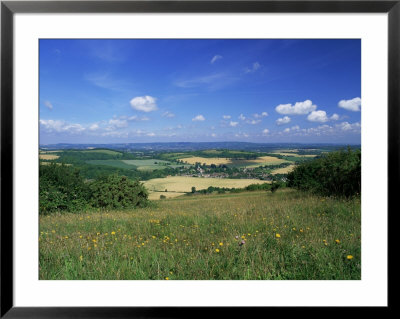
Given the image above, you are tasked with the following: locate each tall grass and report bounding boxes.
[39,189,360,280]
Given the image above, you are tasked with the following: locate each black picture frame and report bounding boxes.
[1,0,397,317]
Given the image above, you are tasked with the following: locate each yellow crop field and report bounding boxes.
[143,176,268,193]
[179,157,231,165]
[270,165,296,175]
[179,155,288,167]
[248,156,289,163]
[39,154,60,160]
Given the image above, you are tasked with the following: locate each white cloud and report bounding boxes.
[330,113,340,121]
[276,116,291,125]
[130,96,158,112]
[222,115,231,119]
[235,132,249,138]
[89,123,99,131]
[40,119,85,134]
[108,118,128,128]
[238,114,246,121]
[262,128,270,135]
[162,111,175,118]
[338,97,361,112]
[211,55,222,64]
[211,133,217,137]
[127,115,149,121]
[245,62,261,73]
[229,121,239,127]
[247,119,261,125]
[101,131,128,138]
[291,125,300,131]
[253,112,268,118]
[275,100,317,115]
[147,132,156,137]
[336,121,361,132]
[192,114,205,122]
[283,125,300,133]
[307,110,329,123]
[43,100,53,110]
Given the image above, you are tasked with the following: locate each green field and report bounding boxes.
[39,190,361,280]
[86,160,136,170]
[80,149,122,155]
[86,159,190,172]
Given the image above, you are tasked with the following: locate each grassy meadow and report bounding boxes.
[39,189,361,280]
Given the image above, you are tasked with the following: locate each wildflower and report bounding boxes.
[347,255,354,260]
[111,231,116,235]
[51,230,55,233]
[215,249,220,253]
[79,255,83,261]
[165,277,169,280]
[235,235,239,239]
[335,239,341,244]
[239,240,245,246]
[219,242,223,246]
[275,233,281,238]
[64,236,68,239]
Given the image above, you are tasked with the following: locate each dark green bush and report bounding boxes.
[39,164,149,214]
[287,147,361,197]
[89,174,148,209]
[270,182,281,193]
[39,163,90,214]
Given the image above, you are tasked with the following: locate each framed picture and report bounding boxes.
[1,0,396,316]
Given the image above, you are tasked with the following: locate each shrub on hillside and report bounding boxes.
[89,174,148,209]
[39,163,90,214]
[287,147,361,197]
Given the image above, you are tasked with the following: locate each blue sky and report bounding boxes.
[39,39,361,144]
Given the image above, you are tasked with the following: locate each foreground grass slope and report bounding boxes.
[39,190,360,280]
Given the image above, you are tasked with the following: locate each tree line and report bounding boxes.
[287,147,361,197]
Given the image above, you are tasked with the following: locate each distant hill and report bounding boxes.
[39,142,360,153]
